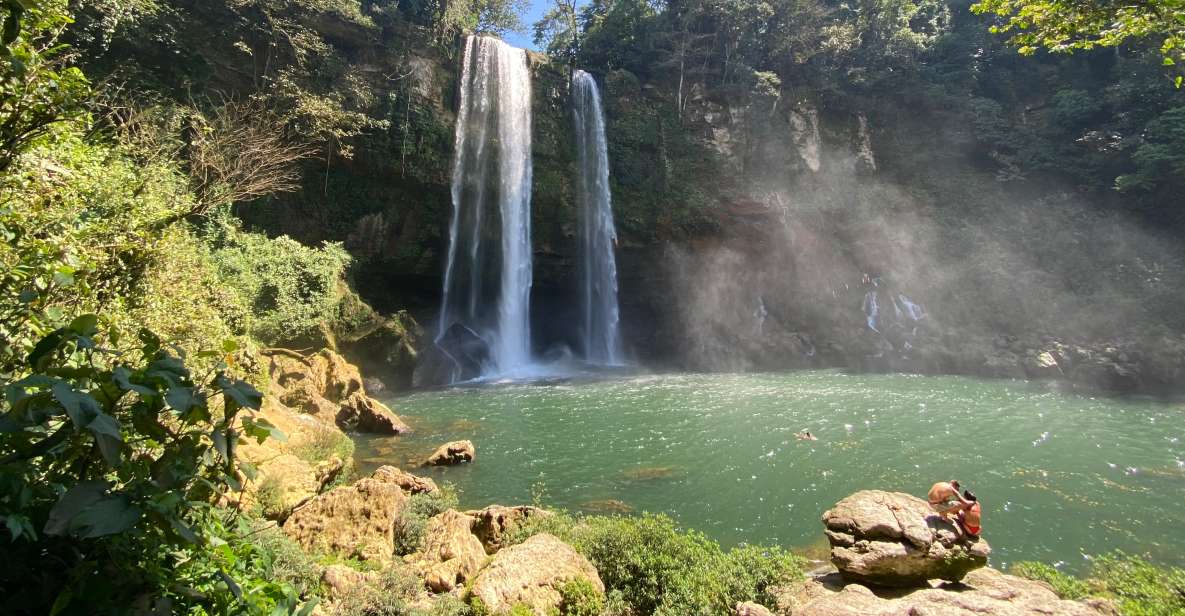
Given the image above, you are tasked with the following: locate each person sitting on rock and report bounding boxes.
[928,479,972,519]
[957,490,981,537]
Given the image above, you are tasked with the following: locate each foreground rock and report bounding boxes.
[467,533,604,614]
[407,510,488,592]
[282,467,414,565]
[778,568,1115,615]
[465,505,552,553]
[425,440,475,466]
[733,601,774,616]
[822,490,989,586]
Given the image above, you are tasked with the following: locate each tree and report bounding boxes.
[534,0,580,69]
[971,0,1185,85]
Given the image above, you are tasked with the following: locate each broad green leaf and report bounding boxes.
[69,494,141,538]
[113,366,156,396]
[51,381,100,428]
[242,417,285,444]
[26,328,65,370]
[44,481,107,536]
[68,314,98,336]
[216,374,263,411]
[165,386,199,413]
[86,412,123,467]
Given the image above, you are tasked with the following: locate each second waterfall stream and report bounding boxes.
[572,70,624,365]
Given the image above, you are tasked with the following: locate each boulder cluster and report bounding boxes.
[771,490,1114,616]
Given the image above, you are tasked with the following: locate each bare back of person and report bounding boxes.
[927,480,968,518]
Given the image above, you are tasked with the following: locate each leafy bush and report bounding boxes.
[393,483,461,555]
[512,513,803,616]
[1010,561,1092,600]
[558,578,606,616]
[207,220,352,345]
[0,320,304,614]
[332,566,422,616]
[1091,553,1185,616]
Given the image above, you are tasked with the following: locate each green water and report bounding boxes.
[355,371,1185,571]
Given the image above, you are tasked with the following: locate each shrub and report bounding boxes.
[207,220,351,345]
[1010,561,1091,600]
[0,320,303,614]
[558,578,605,616]
[333,566,422,616]
[393,483,461,555]
[1091,553,1185,616]
[530,513,803,616]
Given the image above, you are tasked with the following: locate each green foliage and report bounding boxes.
[0,322,309,614]
[393,483,460,555]
[0,0,90,172]
[514,513,803,616]
[1117,106,1185,193]
[970,0,1185,85]
[1090,553,1185,616]
[208,221,352,345]
[1009,561,1092,600]
[332,566,423,616]
[1012,554,1185,615]
[557,578,606,616]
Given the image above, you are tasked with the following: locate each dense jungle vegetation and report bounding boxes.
[1,0,1184,614]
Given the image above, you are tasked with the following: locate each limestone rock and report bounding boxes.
[321,564,380,600]
[282,470,409,565]
[1024,351,1064,379]
[467,533,604,615]
[426,440,475,466]
[822,490,989,586]
[338,391,411,434]
[787,568,1113,615]
[373,465,439,495]
[408,510,488,592]
[254,453,323,519]
[734,601,774,616]
[465,505,552,554]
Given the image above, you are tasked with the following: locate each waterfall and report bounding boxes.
[572,70,623,365]
[438,35,534,376]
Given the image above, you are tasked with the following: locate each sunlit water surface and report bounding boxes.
[355,371,1185,572]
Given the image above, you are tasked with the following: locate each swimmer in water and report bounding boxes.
[928,480,972,520]
[957,490,981,537]
[796,429,818,441]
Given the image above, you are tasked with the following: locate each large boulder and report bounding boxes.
[467,533,604,615]
[822,490,990,587]
[465,505,552,554]
[407,510,488,592]
[282,469,411,565]
[338,391,411,434]
[778,568,1114,616]
[425,440,475,466]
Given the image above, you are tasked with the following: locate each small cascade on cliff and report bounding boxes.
[862,278,881,333]
[438,35,533,377]
[572,70,623,365]
[754,296,768,336]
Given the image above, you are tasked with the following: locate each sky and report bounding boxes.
[502,0,550,50]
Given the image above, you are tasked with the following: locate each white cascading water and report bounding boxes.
[572,70,623,364]
[438,35,534,376]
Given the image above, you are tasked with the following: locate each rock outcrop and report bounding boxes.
[822,490,990,587]
[425,440,475,466]
[465,505,551,554]
[407,509,488,592]
[373,465,439,494]
[265,348,410,434]
[467,533,604,615]
[282,468,411,565]
[777,569,1115,616]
